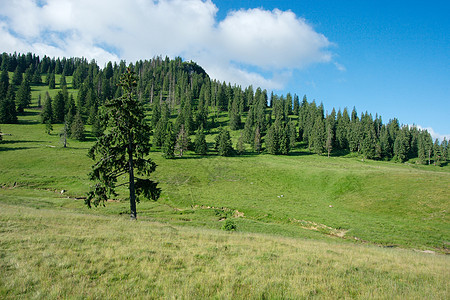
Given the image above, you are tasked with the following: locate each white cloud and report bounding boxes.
[216,8,331,69]
[0,0,334,90]
[411,125,450,142]
[334,62,346,72]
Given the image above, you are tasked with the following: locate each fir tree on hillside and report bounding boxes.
[236,134,245,155]
[433,139,441,166]
[0,69,10,99]
[47,71,56,89]
[254,125,262,153]
[312,116,325,155]
[162,122,176,159]
[194,125,208,155]
[41,92,53,124]
[53,91,66,123]
[15,78,31,113]
[0,86,17,123]
[12,66,22,86]
[175,125,189,157]
[266,123,279,155]
[215,128,233,156]
[70,111,85,141]
[87,68,160,220]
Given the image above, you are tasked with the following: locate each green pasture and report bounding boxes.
[1,108,448,252]
[0,203,448,299]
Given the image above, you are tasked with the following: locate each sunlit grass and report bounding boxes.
[0,203,448,299]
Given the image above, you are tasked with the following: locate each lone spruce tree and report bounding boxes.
[86,68,160,219]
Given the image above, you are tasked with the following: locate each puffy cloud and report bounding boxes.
[216,8,331,69]
[0,0,334,89]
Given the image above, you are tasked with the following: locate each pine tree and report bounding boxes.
[379,125,392,160]
[423,131,433,165]
[48,71,56,89]
[441,137,448,162]
[0,86,17,123]
[60,121,69,148]
[393,127,410,162]
[0,69,9,99]
[175,124,189,157]
[255,90,267,132]
[87,68,160,220]
[15,78,31,113]
[236,134,245,155]
[60,73,67,88]
[348,107,359,152]
[70,111,85,141]
[194,126,208,155]
[151,100,161,128]
[243,106,255,143]
[361,118,377,159]
[229,96,241,130]
[433,139,441,166]
[32,68,42,84]
[52,91,66,123]
[334,109,343,150]
[45,120,53,135]
[153,118,167,149]
[37,94,42,108]
[216,128,233,156]
[312,116,325,155]
[288,120,297,150]
[326,126,333,157]
[293,94,299,116]
[162,122,176,159]
[254,125,262,153]
[182,93,194,135]
[279,124,290,155]
[12,66,22,86]
[265,123,279,155]
[417,133,427,164]
[91,111,104,138]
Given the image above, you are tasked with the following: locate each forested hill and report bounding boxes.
[0,52,448,165]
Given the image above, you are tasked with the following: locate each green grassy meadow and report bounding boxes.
[0,78,449,298]
[1,203,448,299]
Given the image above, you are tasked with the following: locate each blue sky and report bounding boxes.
[0,0,448,139]
[213,0,450,139]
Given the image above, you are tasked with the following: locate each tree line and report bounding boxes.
[0,52,448,166]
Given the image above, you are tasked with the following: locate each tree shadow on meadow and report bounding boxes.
[0,146,33,152]
[286,150,314,157]
[0,140,42,151]
[0,139,42,145]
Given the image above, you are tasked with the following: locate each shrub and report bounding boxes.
[222,219,237,231]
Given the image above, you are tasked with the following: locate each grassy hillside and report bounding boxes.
[1,202,448,299]
[1,106,449,252]
[1,76,449,298]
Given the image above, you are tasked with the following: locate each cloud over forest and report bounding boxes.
[0,0,333,90]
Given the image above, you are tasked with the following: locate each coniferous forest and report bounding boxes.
[0,51,448,166]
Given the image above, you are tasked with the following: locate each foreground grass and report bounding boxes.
[0,203,448,299]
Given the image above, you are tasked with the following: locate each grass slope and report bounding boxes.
[1,113,449,251]
[0,203,448,299]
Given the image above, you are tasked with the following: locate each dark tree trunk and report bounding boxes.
[128,138,137,220]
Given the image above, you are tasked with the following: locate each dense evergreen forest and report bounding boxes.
[0,51,448,165]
